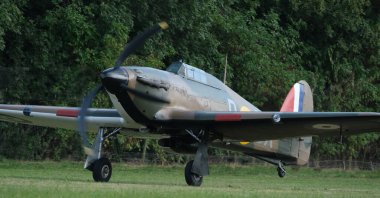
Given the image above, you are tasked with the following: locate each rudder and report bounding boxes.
[280,80,313,112]
[279,80,313,165]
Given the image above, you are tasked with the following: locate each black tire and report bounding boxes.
[277,166,286,178]
[92,158,112,182]
[185,160,203,186]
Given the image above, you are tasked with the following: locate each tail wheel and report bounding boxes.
[185,160,203,186]
[92,158,112,182]
[277,162,286,178]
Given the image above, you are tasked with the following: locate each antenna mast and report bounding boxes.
[223,54,228,84]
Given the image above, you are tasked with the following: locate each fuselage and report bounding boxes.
[102,62,261,124]
[100,62,309,165]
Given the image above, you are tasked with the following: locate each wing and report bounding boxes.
[0,104,127,132]
[155,109,380,141]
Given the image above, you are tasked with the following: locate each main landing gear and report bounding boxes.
[184,129,209,187]
[185,160,203,186]
[92,158,112,182]
[85,128,120,182]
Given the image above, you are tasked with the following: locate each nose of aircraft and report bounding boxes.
[100,67,129,94]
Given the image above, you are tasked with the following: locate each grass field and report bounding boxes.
[0,160,379,198]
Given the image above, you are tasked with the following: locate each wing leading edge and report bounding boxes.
[155,109,380,141]
[0,104,127,132]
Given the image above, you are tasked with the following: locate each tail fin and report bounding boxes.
[280,80,313,112]
[280,80,313,165]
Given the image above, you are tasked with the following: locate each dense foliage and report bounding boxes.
[0,0,379,163]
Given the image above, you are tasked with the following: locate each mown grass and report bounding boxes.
[0,160,379,198]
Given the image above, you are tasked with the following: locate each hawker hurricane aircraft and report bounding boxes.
[0,22,379,186]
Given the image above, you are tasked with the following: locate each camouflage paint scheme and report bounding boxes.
[110,64,314,166]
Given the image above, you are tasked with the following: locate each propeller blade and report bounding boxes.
[114,22,169,67]
[78,84,103,155]
[120,83,170,104]
[78,22,169,156]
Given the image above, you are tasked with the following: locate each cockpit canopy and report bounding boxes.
[166,61,221,89]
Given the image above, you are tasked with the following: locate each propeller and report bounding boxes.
[78,84,103,155]
[114,21,169,67]
[78,22,169,156]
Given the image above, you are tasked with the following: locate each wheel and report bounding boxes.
[185,160,203,186]
[277,166,286,178]
[92,158,112,182]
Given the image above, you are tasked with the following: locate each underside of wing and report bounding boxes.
[0,104,127,132]
[155,109,380,141]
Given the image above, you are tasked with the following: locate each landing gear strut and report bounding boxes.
[184,129,209,186]
[277,161,286,178]
[84,128,120,182]
[185,160,203,186]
